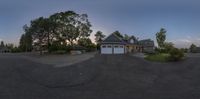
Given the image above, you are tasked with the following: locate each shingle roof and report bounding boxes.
[138,39,154,47]
[102,33,127,44]
[126,36,138,44]
[102,33,122,42]
[102,33,155,47]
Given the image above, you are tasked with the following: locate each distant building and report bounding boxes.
[138,39,155,53]
[0,46,11,53]
[190,47,200,53]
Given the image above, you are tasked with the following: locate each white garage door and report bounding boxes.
[113,45,124,54]
[101,45,112,54]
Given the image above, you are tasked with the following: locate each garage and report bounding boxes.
[100,33,126,54]
[101,45,113,54]
[101,45,125,54]
[113,45,124,54]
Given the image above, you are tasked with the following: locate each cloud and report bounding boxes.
[178,39,192,43]
[0,38,2,41]
[170,37,200,48]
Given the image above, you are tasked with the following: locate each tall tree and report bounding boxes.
[190,44,197,53]
[113,31,123,38]
[6,43,14,49]
[77,38,92,47]
[95,31,105,50]
[49,11,92,46]
[0,41,5,47]
[124,34,130,40]
[19,25,33,52]
[156,28,166,48]
[19,34,26,51]
[94,31,105,44]
[24,11,93,54]
[28,17,60,54]
[28,17,50,54]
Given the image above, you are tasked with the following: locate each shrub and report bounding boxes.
[169,48,184,61]
[86,44,97,52]
[49,42,72,54]
[11,47,21,53]
[52,50,66,54]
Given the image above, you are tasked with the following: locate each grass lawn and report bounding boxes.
[145,53,170,62]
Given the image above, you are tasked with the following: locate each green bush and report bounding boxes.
[86,44,97,52]
[11,47,21,53]
[49,42,72,54]
[155,47,168,53]
[169,48,184,61]
[145,53,170,62]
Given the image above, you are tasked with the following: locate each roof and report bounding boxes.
[101,33,154,47]
[126,35,138,45]
[128,35,137,41]
[102,33,127,44]
[138,39,154,47]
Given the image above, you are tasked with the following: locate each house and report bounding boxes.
[190,47,200,53]
[100,33,154,54]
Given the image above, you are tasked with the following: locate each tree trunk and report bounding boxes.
[47,32,50,53]
[39,45,42,55]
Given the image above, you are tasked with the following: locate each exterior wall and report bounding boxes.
[101,44,113,54]
[127,46,136,53]
[101,44,155,54]
[190,47,200,53]
[126,45,143,53]
[143,46,155,53]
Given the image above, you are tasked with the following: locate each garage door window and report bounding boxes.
[107,45,112,48]
[114,46,119,48]
[120,46,123,48]
[102,46,106,48]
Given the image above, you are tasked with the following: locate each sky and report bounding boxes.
[0,0,200,48]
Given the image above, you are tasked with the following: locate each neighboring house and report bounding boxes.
[0,46,11,53]
[197,47,200,53]
[138,39,155,53]
[100,33,154,54]
[190,47,200,53]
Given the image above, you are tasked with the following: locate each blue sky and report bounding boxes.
[0,0,200,48]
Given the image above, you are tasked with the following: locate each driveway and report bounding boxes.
[21,52,96,67]
[186,53,200,58]
[0,54,200,99]
[131,52,146,58]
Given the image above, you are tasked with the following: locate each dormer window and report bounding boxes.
[130,39,134,43]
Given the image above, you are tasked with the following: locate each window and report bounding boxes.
[120,46,124,48]
[102,46,106,48]
[107,45,112,48]
[130,39,134,43]
[114,46,119,48]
